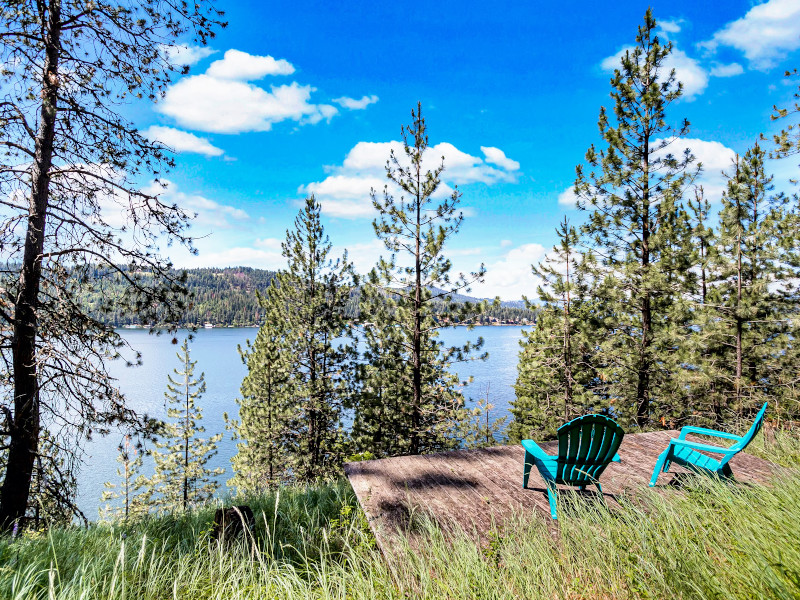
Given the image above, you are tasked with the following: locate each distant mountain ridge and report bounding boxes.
[84,267,535,327]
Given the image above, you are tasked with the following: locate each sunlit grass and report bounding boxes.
[2,430,800,599]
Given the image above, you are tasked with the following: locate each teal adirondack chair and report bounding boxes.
[522,414,625,520]
[649,402,768,487]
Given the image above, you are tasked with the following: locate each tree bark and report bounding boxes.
[0,0,61,532]
[563,222,573,419]
[411,151,422,455]
[636,127,652,427]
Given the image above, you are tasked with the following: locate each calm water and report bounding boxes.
[77,325,527,518]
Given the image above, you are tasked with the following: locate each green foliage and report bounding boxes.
[227,317,293,493]
[457,392,508,449]
[150,339,223,512]
[78,267,534,328]
[512,16,800,441]
[80,267,278,327]
[510,219,607,441]
[706,144,797,420]
[573,8,698,428]
[768,68,800,166]
[257,196,356,482]
[354,103,489,457]
[99,436,150,523]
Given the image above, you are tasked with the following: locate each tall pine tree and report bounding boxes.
[227,317,292,493]
[150,339,222,512]
[510,219,605,441]
[710,145,792,419]
[262,196,356,482]
[351,294,414,457]
[357,103,488,455]
[574,9,698,427]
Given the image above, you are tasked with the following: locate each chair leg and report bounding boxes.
[650,450,669,487]
[595,482,603,496]
[546,483,558,520]
[719,463,734,478]
[523,451,533,489]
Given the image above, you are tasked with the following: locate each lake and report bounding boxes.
[77,325,528,518]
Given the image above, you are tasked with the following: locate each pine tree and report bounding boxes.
[150,339,223,512]
[682,186,724,425]
[227,317,292,493]
[0,0,223,532]
[351,296,414,457]
[765,68,800,422]
[510,219,604,441]
[358,103,488,455]
[458,385,507,449]
[710,144,792,420]
[573,9,698,427]
[100,436,150,522]
[262,196,356,482]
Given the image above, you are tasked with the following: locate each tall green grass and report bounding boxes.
[2,430,800,599]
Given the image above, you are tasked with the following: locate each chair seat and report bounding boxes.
[671,445,722,472]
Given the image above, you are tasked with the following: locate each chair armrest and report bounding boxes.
[669,438,737,455]
[521,440,556,462]
[678,426,742,442]
[612,453,621,462]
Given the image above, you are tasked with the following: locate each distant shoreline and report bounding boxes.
[116,322,532,331]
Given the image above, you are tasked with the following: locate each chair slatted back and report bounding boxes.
[724,402,768,461]
[555,415,625,486]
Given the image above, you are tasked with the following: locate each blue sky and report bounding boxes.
[138,0,800,300]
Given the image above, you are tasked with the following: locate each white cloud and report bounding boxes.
[481,146,521,171]
[155,49,366,134]
[141,180,249,229]
[557,188,579,208]
[158,78,337,134]
[333,95,379,110]
[160,44,216,66]
[470,243,547,300]
[709,62,744,77]
[143,126,224,157]
[700,0,800,70]
[300,140,521,219]
[205,49,294,80]
[335,239,384,274]
[672,138,737,201]
[254,237,283,250]
[500,239,513,248]
[601,46,708,100]
[658,19,683,34]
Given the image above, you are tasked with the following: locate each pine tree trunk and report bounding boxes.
[124,458,130,522]
[411,163,422,455]
[308,263,319,477]
[736,225,744,414]
[0,0,61,531]
[636,135,652,427]
[267,368,274,486]
[563,244,573,419]
[184,366,190,511]
[734,159,744,415]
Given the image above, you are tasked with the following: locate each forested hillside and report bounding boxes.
[83,266,536,327]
